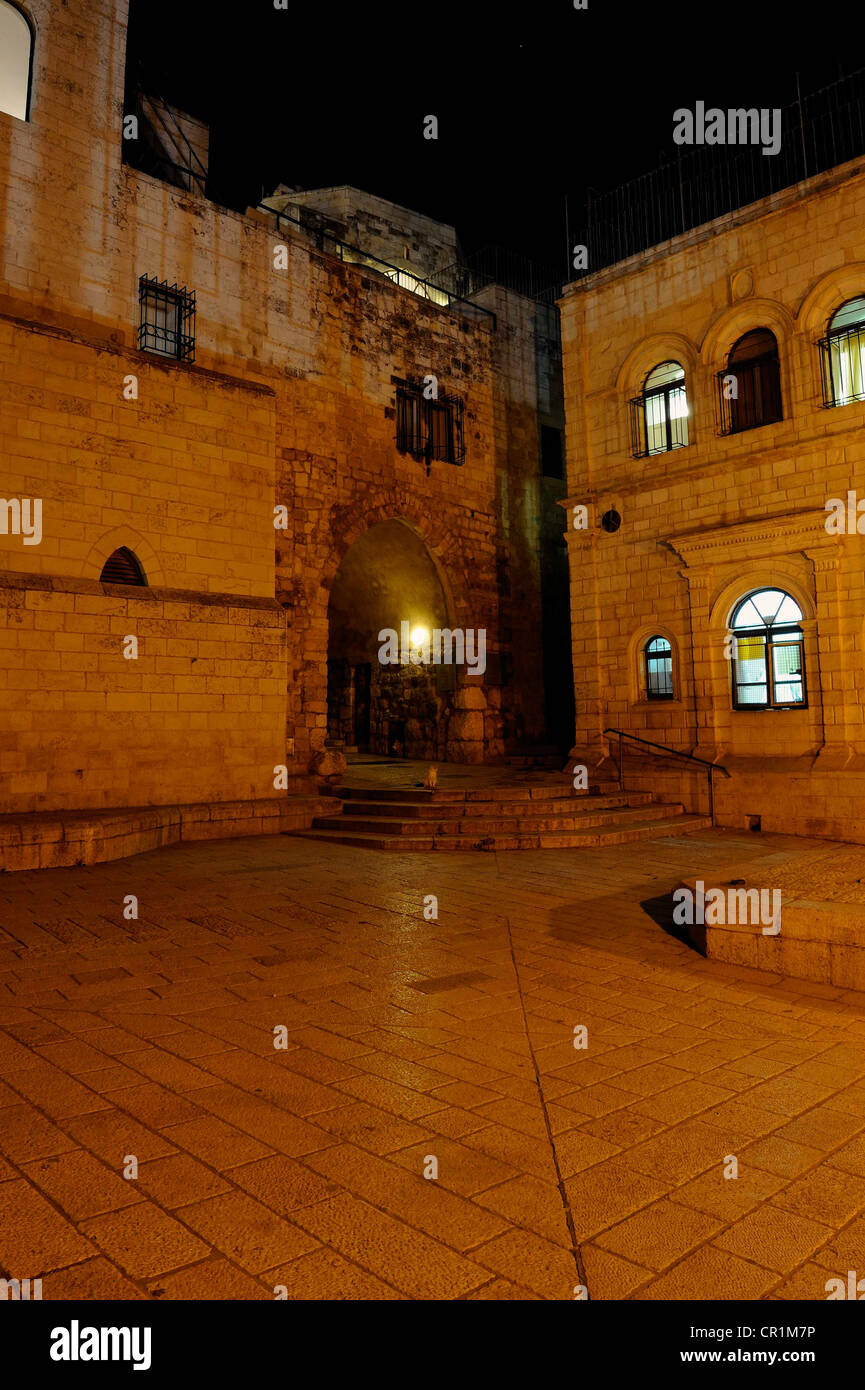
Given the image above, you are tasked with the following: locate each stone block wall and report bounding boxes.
[559,156,865,839]
[0,574,286,813]
[0,0,558,818]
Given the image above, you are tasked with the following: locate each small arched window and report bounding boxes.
[0,2,33,121]
[100,547,147,586]
[730,588,805,710]
[630,361,689,458]
[720,329,782,433]
[821,297,865,407]
[644,635,673,700]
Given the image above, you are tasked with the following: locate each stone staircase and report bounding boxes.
[291,782,712,851]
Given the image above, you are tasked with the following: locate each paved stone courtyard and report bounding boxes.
[2,825,865,1301]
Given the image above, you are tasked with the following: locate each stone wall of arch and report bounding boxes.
[277,476,506,772]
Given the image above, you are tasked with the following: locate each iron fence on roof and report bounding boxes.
[575,69,865,277]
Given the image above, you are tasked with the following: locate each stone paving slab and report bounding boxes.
[2,825,865,1299]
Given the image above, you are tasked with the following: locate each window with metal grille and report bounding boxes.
[644,635,673,700]
[395,382,465,468]
[718,329,783,433]
[819,297,865,407]
[138,275,195,361]
[730,588,805,710]
[630,361,689,458]
[100,547,147,586]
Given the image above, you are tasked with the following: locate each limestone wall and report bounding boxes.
[0,574,285,813]
[560,156,865,838]
[0,0,524,808]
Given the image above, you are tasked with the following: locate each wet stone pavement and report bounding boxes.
[1,825,865,1300]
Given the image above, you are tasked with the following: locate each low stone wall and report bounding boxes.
[571,750,865,843]
[0,794,339,872]
[681,871,865,989]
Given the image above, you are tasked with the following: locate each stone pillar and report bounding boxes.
[806,547,856,767]
[681,569,723,760]
[446,684,488,764]
[566,513,608,768]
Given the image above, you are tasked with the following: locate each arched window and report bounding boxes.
[0,2,33,121]
[630,361,689,458]
[730,588,805,710]
[821,297,865,407]
[644,635,673,700]
[720,329,782,433]
[100,547,147,586]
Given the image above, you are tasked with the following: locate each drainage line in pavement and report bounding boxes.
[505,916,590,1300]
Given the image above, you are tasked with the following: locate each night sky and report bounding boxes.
[128,0,851,278]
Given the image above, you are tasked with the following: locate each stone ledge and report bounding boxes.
[0,795,341,873]
[680,873,865,989]
[0,570,282,610]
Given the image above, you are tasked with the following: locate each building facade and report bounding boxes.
[0,0,570,820]
[561,154,865,842]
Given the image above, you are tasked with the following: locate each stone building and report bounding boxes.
[0,0,570,827]
[561,151,865,842]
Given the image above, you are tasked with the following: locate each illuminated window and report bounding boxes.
[0,2,33,121]
[820,297,865,407]
[630,362,689,457]
[730,588,805,710]
[138,275,196,362]
[100,548,147,586]
[644,635,673,699]
[395,381,464,468]
[719,329,782,433]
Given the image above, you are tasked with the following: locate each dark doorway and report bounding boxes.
[353,663,371,751]
[326,519,450,760]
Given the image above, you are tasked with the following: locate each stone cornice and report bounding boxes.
[664,509,837,569]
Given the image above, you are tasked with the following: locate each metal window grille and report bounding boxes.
[629,381,689,458]
[100,547,147,586]
[644,636,673,699]
[819,324,865,407]
[717,352,783,433]
[396,390,424,454]
[138,275,195,362]
[395,383,465,468]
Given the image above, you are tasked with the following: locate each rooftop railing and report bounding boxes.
[258,200,497,327]
[575,69,865,277]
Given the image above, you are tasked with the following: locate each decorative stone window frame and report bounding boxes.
[627,624,683,707]
[797,265,865,415]
[615,333,700,463]
[700,300,795,435]
[664,510,843,761]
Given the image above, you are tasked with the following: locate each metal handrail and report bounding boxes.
[602,727,730,827]
[256,202,496,327]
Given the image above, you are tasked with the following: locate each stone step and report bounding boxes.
[340,793,641,820]
[292,814,712,852]
[335,783,642,805]
[314,803,681,836]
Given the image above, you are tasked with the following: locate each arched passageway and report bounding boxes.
[326,519,455,759]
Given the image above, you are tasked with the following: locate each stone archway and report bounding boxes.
[326,518,455,760]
